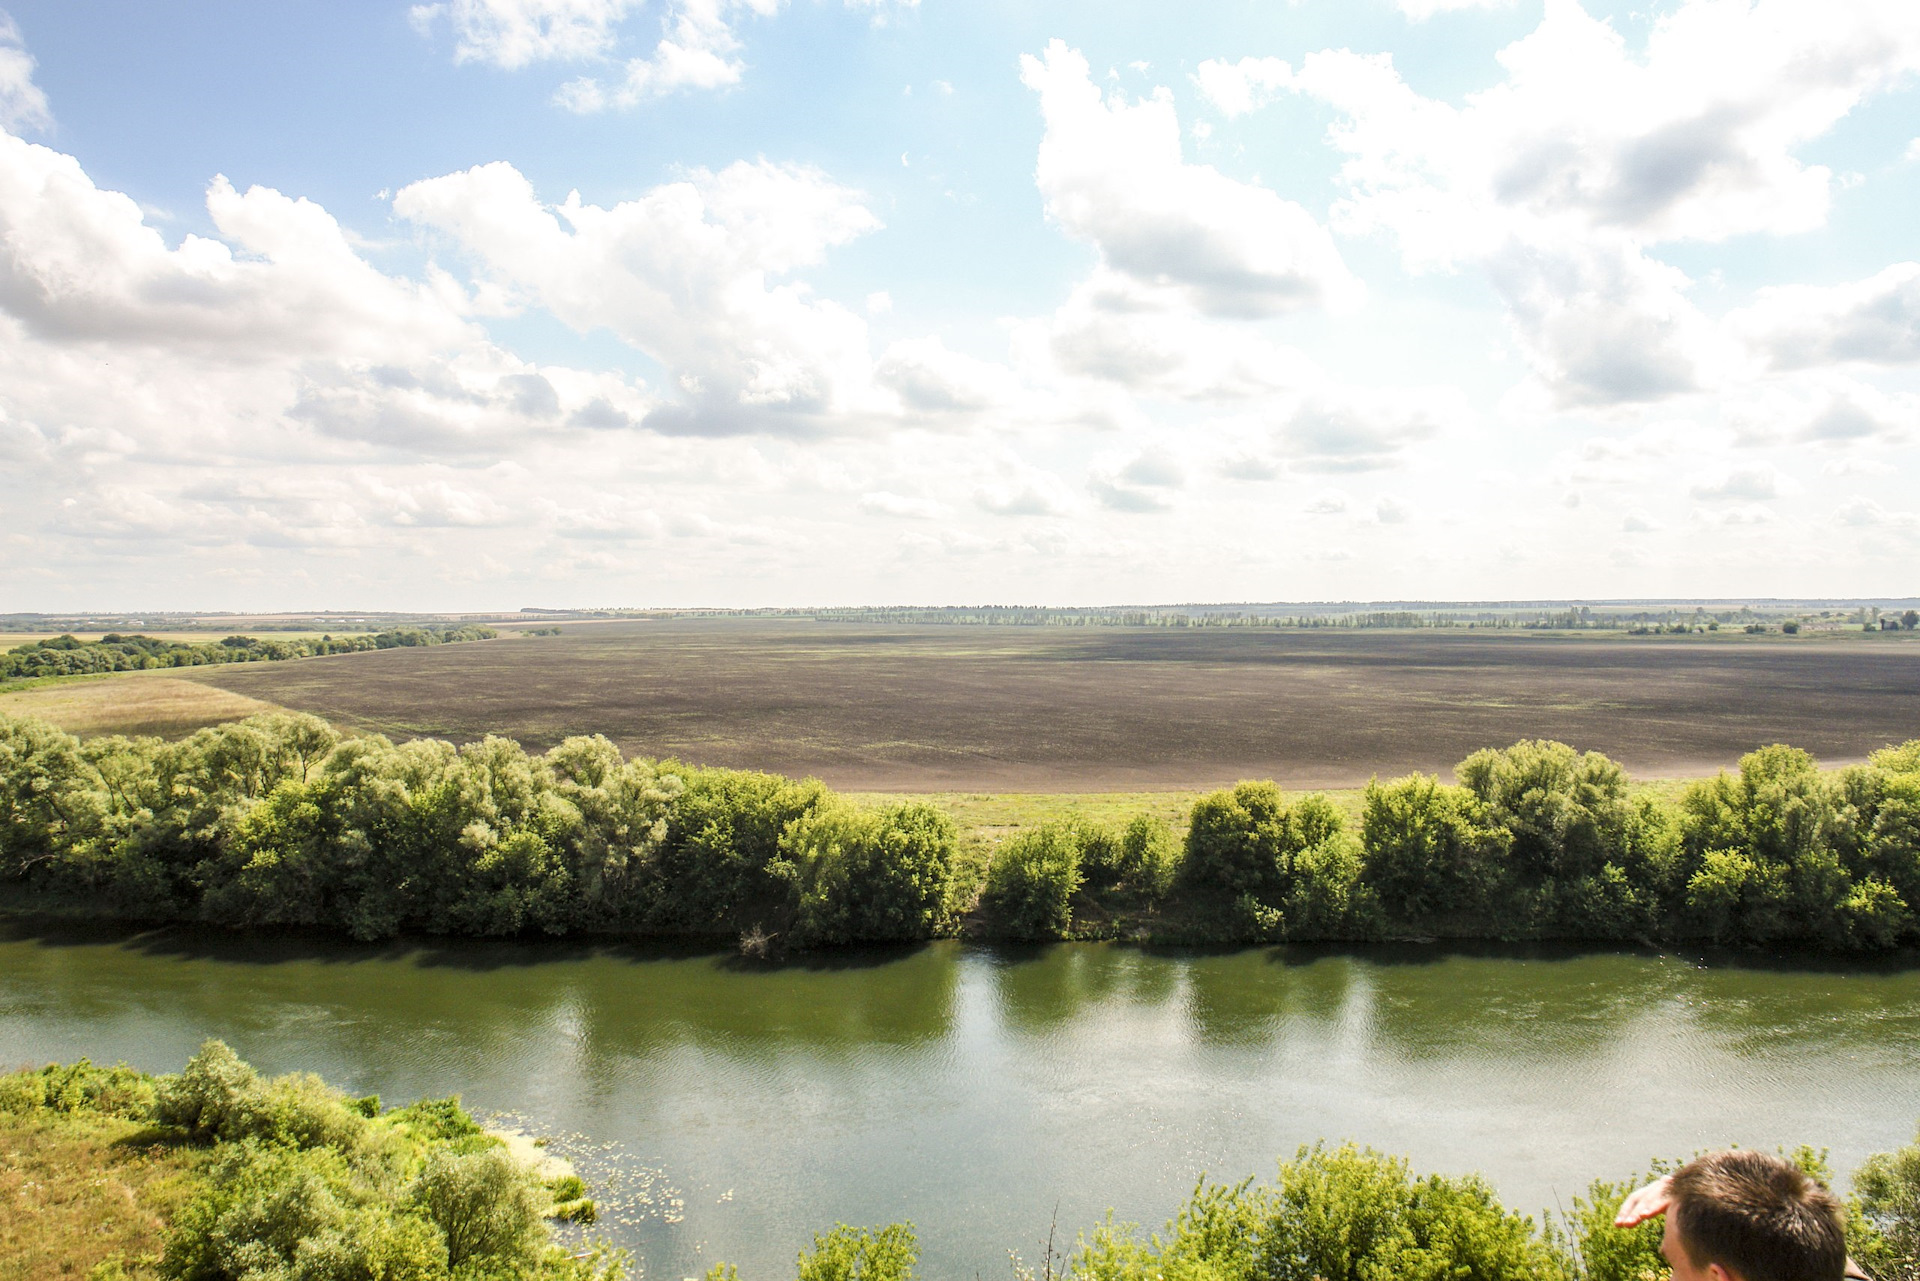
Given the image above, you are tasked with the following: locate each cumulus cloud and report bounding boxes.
[553,0,777,107]
[1621,509,1662,533]
[1837,497,1920,528]
[409,0,638,68]
[1194,56,1292,119]
[0,11,49,132]
[975,456,1079,517]
[397,158,892,435]
[1090,447,1185,512]
[1268,0,1920,405]
[874,337,1016,416]
[1731,262,1920,368]
[860,489,943,519]
[1397,0,1515,18]
[1279,388,1454,472]
[1689,465,1792,501]
[0,136,475,363]
[1022,40,1360,319]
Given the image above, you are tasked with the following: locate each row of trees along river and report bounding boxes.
[3,710,1919,951]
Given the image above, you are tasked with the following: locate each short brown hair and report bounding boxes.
[1669,1149,1847,1281]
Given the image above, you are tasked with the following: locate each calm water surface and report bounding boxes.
[3,922,1917,1278]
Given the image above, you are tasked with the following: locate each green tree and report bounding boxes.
[983,824,1083,940]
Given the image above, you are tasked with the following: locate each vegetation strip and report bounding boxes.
[0,627,497,683]
[5,1046,1919,1280]
[3,711,1919,951]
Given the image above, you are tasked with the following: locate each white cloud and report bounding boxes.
[860,490,943,519]
[1731,262,1920,368]
[1306,490,1348,515]
[1722,374,1915,447]
[1279,388,1455,472]
[1022,40,1360,319]
[975,456,1079,517]
[1194,56,1292,119]
[1280,0,1920,406]
[410,0,637,68]
[1692,503,1775,526]
[1837,497,1920,528]
[0,11,49,132]
[554,0,779,107]
[397,158,891,435]
[1621,509,1662,533]
[1374,496,1410,523]
[1690,464,1792,501]
[1090,447,1185,512]
[874,337,1015,416]
[1397,0,1515,18]
[0,134,471,362]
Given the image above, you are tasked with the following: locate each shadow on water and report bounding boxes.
[0,912,934,975]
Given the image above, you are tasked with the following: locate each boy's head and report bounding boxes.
[1661,1150,1847,1281]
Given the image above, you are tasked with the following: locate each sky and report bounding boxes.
[1,0,1917,611]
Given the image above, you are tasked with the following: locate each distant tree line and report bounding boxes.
[2,712,1918,952]
[0,626,497,681]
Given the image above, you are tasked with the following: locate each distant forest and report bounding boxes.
[4,710,1918,954]
[807,604,1920,632]
[0,626,497,681]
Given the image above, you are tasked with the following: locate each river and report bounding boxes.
[3,921,1916,1278]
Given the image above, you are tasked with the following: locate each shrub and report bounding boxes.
[0,1058,156,1120]
[1360,774,1507,925]
[784,802,962,947]
[409,1147,549,1272]
[1070,1142,1564,1281]
[1117,814,1181,900]
[983,824,1083,940]
[1855,1126,1920,1280]
[1456,740,1632,885]
[796,1223,918,1281]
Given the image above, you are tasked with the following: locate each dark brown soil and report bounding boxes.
[185,620,1920,790]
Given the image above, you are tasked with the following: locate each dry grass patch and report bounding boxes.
[0,1111,205,1281]
[0,675,286,739]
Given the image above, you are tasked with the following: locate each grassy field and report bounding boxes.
[164,618,1920,792]
[0,674,286,738]
[0,1108,206,1281]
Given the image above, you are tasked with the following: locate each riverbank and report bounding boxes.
[6,708,1920,955]
[5,1042,1918,1281]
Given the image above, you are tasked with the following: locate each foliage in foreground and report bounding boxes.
[0,1043,613,1281]
[10,1050,1920,1281]
[4,708,1920,950]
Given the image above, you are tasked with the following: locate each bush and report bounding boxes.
[1117,814,1181,900]
[1361,774,1507,925]
[1456,740,1632,885]
[796,1223,918,1281]
[982,825,1083,940]
[1070,1142,1564,1281]
[1855,1126,1920,1280]
[1184,785,1355,937]
[0,1058,156,1119]
[784,802,962,947]
[409,1147,549,1272]
[154,1041,366,1152]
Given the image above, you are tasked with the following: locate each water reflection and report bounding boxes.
[3,920,1919,1281]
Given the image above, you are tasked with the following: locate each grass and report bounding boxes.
[850,776,1713,848]
[0,1110,207,1281]
[0,674,287,739]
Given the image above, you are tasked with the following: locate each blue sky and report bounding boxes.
[1,0,1917,609]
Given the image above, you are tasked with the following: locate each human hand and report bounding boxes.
[1614,1175,1673,1228]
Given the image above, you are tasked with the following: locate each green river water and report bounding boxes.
[2,921,1917,1278]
